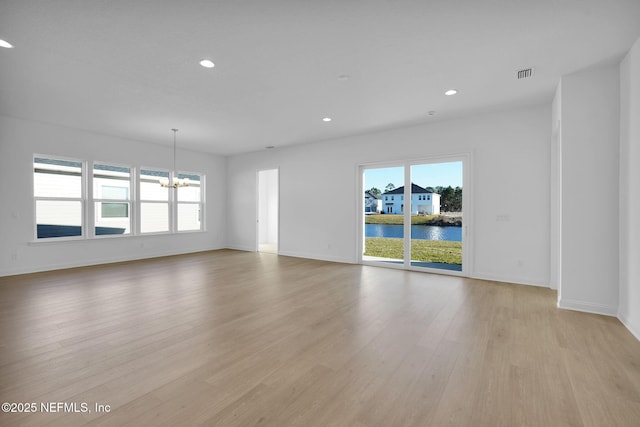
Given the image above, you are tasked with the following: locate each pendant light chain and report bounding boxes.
[159,128,189,188]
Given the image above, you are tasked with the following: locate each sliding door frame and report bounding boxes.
[358,152,473,277]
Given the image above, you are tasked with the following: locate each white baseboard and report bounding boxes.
[618,312,640,342]
[471,271,549,288]
[557,298,618,317]
[225,244,257,252]
[0,246,225,277]
[223,246,354,265]
[277,250,355,265]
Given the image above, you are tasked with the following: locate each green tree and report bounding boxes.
[368,187,381,197]
[440,186,454,211]
[384,183,396,193]
[452,186,463,211]
[433,186,463,212]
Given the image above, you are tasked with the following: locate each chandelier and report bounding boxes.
[160,128,190,188]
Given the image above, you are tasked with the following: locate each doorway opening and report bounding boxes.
[257,169,279,254]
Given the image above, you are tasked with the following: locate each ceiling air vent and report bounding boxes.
[517,67,536,79]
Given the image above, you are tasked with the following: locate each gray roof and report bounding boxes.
[382,183,433,195]
[364,190,380,199]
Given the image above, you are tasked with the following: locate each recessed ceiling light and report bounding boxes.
[0,39,14,48]
[322,117,332,122]
[445,89,457,96]
[199,59,215,68]
[427,110,436,116]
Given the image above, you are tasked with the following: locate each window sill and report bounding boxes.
[29,230,205,245]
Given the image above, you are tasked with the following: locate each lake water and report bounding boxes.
[365,223,462,241]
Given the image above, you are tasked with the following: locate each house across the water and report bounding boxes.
[381,183,441,215]
[364,190,382,214]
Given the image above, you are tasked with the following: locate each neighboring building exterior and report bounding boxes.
[364,190,382,213]
[381,183,441,215]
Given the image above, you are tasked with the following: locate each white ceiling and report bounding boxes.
[1,0,640,156]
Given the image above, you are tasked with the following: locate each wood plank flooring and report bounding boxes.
[1,249,639,426]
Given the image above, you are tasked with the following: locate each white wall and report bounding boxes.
[0,115,227,276]
[619,38,640,339]
[228,105,551,286]
[557,64,620,315]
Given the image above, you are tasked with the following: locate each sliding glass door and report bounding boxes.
[361,156,467,275]
[362,166,405,265]
[409,162,463,271]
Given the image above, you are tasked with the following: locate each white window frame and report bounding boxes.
[32,155,206,241]
[138,166,172,235]
[175,170,205,233]
[92,161,134,238]
[33,155,86,241]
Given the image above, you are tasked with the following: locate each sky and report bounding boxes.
[363,161,463,193]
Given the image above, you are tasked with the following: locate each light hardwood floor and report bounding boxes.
[1,250,639,426]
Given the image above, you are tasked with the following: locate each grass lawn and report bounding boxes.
[365,214,439,225]
[364,237,462,265]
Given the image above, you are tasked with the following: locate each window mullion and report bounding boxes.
[170,184,176,233]
[86,161,93,238]
[132,166,138,235]
[404,164,411,267]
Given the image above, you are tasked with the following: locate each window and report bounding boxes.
[177,173,203,231]
[140,168,170,233]
[34,156,84,239]
[33,156,204,239]
[93,163,131,236]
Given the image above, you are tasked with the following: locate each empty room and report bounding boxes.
[1,1,640,426]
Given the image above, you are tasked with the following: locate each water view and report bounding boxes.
[365,223,462,241]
